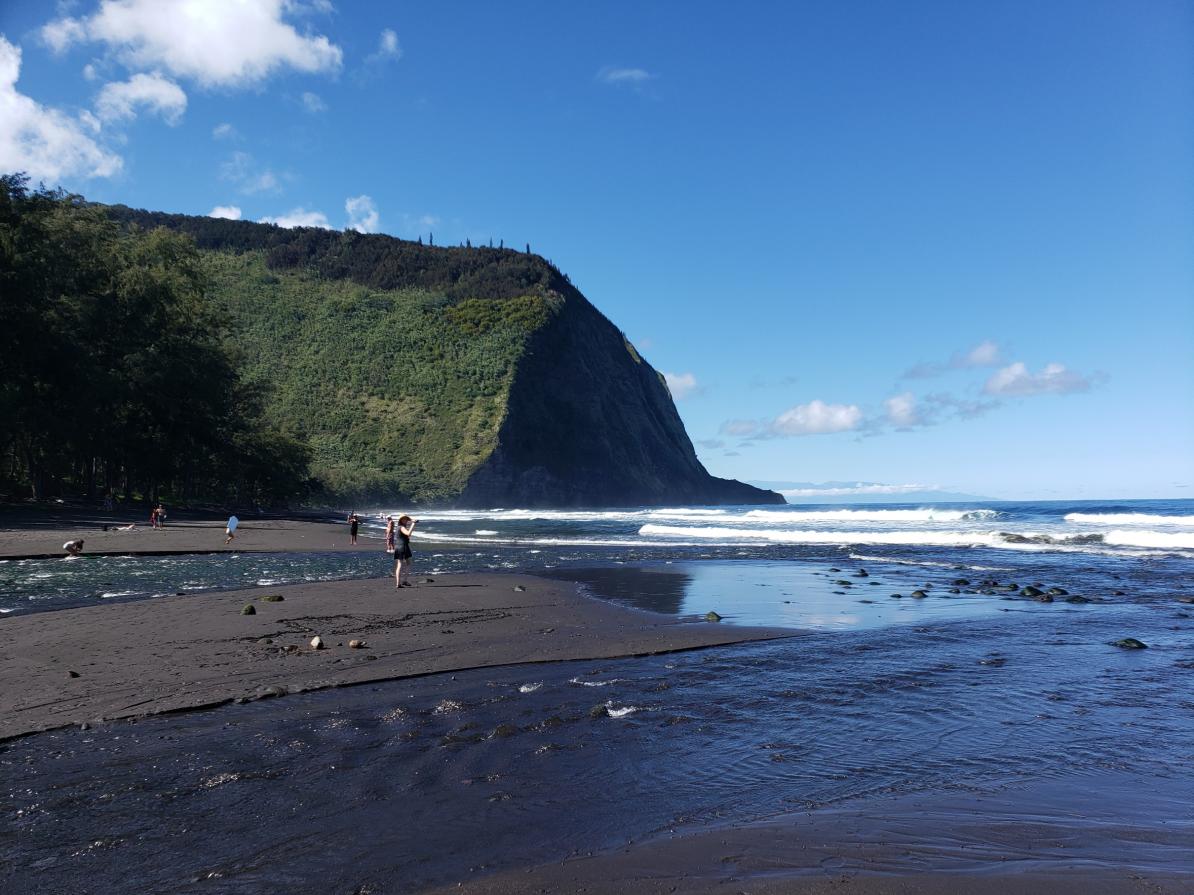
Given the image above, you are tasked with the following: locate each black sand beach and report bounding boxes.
[0,571,793,740]
[3,512,1192,894]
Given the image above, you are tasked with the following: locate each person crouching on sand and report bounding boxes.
[225,514,239,545]
[393,515,416,588]
[63,539,84,556]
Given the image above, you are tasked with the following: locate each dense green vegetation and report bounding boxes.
[202,251,558,502]
[2,179,571,506]
[0,176,309,505]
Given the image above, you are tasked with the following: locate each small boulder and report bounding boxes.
[348,639,365,649]
[68,670,80,679]
[910,590,927,599]
[589,704,610,719]
[704,611,723,622]
[260,594,284,602]
[1021,586,1044,598]
[241,604,256,615]
[491,723,520,738]
[1065,595,1091,604]
[828,567,841,572]
[420,577,435,584]
[513,585,526,592]
[310,636,325,650]
[1112,638,1147,650]
[853,569,869,577]
[1178,596,1194,605]
[890,593,903,599]
[1047,587,1068,596]
[834,580,853,586]
[952,578,970,586]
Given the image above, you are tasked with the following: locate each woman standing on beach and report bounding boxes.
[384,515,396,554]
[348,511,360,546]
[393,515,416,588]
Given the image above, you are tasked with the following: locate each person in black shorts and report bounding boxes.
[348,511,360,545]
[393,515,416,588]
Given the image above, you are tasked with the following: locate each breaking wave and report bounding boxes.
[1064,513,1194,527]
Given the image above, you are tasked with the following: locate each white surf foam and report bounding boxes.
[740,508,998,523]
[569,677,620,687]
[1064,512,1194,527]
[606,704,638,718]
[518,682,543,693]
[1102,529,1194,550]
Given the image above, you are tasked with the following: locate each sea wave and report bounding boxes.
[1064,512,1194,527]
[739,508,998,523]
[637,524,1194,553]
[1102,529,1194,550]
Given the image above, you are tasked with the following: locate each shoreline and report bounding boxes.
[0,571,796,741]
[0,513,372,560]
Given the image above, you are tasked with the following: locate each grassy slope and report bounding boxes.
[202,250,557,503]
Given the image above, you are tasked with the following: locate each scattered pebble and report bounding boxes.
[240,604,256,615]
[310,636,325,650]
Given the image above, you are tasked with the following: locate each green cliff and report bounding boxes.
[31,196,781,507]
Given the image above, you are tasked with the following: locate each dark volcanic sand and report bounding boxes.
[0,513,364,560]
[0,573,793,739]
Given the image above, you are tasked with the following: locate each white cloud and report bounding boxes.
[301,90,326,113]
[375,28,401,59]
[41,16,86,53]
[212,122,236,140]
[597,66,654,84]
[722,399,863,439]
[772,400,862,436]
[220,150,279,194]
[345,194,378,233]
[259,207,330,229]
[209,205,241,219]
[355,27,402,82]
[41,0,342,89]
[984,362,1096,397]
[903,339,1003,379]
[720,419,760,437]
[96,71,186,124]
[884,392,922,428]
[82,62,99,81]
[963,340,1000,367]
[663,371,698,400]
[0,35,122,181]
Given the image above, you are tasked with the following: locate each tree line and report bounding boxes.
[0,175,310,506]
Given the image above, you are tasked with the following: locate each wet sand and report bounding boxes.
[0,573,794,740]
[0,512,366,559]
[427,784,1192,894]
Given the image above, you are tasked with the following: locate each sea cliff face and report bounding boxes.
[104,206,784,508]
[460,286,783,507]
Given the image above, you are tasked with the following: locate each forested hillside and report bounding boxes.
[2,177,781,508]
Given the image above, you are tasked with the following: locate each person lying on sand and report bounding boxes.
[116,523,137,531]
[62,539,84,556]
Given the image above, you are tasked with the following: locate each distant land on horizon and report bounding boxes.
[750,481,992,505]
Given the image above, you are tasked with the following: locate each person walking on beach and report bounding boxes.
[393,515,416,588]
[384,515,396,554]
[225,515,239,545]
[156,504,166,528]
[348,511,360,546]
[150,506,159,529]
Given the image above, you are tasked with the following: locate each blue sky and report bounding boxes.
[2,1,1190,500]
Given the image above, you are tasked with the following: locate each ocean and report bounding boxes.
[3,498,1192,890]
